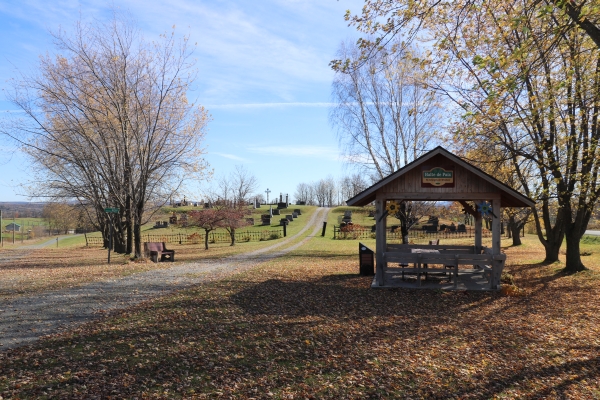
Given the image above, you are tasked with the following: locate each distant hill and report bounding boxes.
[0,202,46,218]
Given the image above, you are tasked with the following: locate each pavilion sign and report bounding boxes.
[421,167,454,187]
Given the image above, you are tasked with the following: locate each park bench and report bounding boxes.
[144,242,175,263]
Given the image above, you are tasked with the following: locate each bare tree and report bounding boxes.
[2,13,209,257]
[294,182,312,204]
[330,40,444,180]
[229,165,259,205]
[340,173,368,202]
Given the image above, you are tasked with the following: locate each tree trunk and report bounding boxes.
[532,206,564,264]
[133,203,145,258]
[230,228,236,246]
[399,201,410,245]
[510,223,522,246]
[563,221,587,273]
[113,216,127,254]
[564,224,587,273]
[204,229,210,250]
[541,224,564,263]
[133,221,142,259]
[126,195,133,254]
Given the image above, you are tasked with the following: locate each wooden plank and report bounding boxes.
[385,252,492,264]
[375,192,502,200]
[375,196,386,286]
[492,198,501,256]
[386,254,421,263]
[475,216,482,254]
[386,244,475,251]
[387,267,456,274]
[454,255,459,289]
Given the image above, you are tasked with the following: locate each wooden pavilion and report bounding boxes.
[346,147,535,290]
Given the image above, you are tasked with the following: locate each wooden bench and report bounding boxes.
[144,242,175,263]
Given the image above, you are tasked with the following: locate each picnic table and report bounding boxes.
[410,248,440,280]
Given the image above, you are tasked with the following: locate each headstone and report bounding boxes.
[297,201,306,206]
[272,209,280,215]
[277,202,287,209]
[256,203,261,208]
[293,209,301,215]
[269,205,273,218]
[292,212,298,218]
[285,215,293,222]
[261,216,271,226]
[280,218,289,226]
[204,202,210,209]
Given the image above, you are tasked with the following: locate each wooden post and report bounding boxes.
[491,198,502,289]
[491,198,501,255]
[474,216,482,254]
[454,255,459,289]
[375,196,387,286]
[417,253,422,287]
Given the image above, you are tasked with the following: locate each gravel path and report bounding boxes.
[0,208,329,350]
[0,235,82,265]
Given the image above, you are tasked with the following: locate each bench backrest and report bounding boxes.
[144,242,165,252]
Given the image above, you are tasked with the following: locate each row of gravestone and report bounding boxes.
[259,209,302,226]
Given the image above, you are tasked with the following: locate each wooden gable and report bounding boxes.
[347,147,535,208]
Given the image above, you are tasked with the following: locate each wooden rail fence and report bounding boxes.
[85,229,284,247]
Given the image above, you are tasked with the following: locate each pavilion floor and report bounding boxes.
[372,268,498,291]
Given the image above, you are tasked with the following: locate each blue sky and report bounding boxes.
[0,0,365,202]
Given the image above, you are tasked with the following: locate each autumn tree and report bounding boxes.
[219,204,251,246]
[42,202,78,234]
[189,208,226,250]
[2,13,209,257]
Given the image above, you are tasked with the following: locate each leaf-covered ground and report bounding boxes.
[0,237,599,399]
[0,239,287,299]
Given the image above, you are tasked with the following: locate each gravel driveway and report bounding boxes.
[0,208,330,350]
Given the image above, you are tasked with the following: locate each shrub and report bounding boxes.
[187,232,201,244]
[501,272,515,285]
[268,232,281,240]
[339,223,363,240]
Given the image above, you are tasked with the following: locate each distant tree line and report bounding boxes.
[294,174,368,207]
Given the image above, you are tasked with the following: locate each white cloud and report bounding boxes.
[211,152,249,162]
[247,145,340,161]
[206,102,336,110]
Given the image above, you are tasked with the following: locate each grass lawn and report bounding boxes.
[73,205,320,247]
[1,224,599,398]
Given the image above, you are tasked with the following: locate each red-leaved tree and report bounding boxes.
[189,209,227,250]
